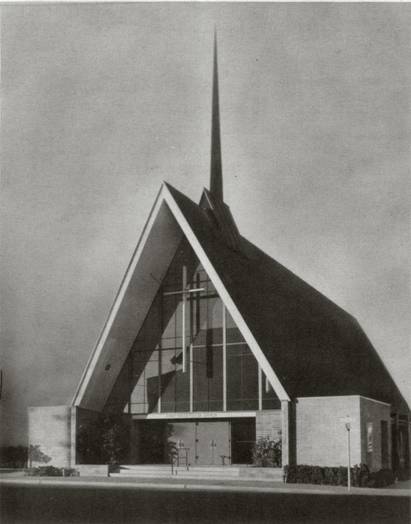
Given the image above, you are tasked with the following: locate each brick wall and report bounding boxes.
[28,405,73,468]
[256,410,282,441]
[295,396,362,467]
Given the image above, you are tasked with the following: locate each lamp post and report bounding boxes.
[345,422,351,491]
[340,416,354,492]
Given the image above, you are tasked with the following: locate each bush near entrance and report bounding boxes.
[25,466,78,477]
[252,436,282,467]
[284,464,396,488]
[77,414,129,465]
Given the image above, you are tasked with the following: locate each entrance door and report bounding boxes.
[231,418,255,464]
[169,421,196,466]
[195,421,230,465]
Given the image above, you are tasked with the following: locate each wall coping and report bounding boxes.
[295,395,390,407]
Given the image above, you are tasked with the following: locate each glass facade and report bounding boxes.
[126,241,279,414]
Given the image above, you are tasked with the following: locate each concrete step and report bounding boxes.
[113,470,240,478]
[110,471,240,479]
[118,467,240,472]
[111,465,284,481]
[239,469,284,480]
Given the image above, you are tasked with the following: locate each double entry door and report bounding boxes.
[170,420,230,466]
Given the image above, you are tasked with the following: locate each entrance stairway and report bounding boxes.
[110,465,284,482]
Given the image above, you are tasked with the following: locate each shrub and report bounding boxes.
[100,420,127,466]
[0,446,28,468]
[367,468,395,488]
[166,423,178,465]
[25,466,78,477]
[336,466,347,486]
[323,466,337,485]
[284,464,394,488]
[77,414,129,465]
[252,436,282,467]
[311,466,323,484]
[396,468,410,481]
[352,463,370,487]
[26,466,62,477]
[62,468,79,477]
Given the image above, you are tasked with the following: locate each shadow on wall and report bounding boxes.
[51,413,71,422]
[28,445,51,467]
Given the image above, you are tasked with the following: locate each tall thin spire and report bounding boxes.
[210,31,223,201]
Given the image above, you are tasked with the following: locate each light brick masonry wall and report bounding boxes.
[256,410,282,441]
[295,396,362,467]
[28,405,73,468]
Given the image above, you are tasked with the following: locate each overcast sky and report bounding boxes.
[1,3,410,445]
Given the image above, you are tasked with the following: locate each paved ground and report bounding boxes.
[1,481,410,524]
[1,473,410,524]
[1,470,410,497]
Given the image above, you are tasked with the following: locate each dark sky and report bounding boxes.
[1,3,410,445]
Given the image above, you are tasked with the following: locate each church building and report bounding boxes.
[29,38,409,477]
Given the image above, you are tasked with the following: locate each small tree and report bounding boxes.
[77,422,101,464]
[99,415,129,465]
[77,414,129,465]
[252,436,282,467]
[28,445,51,468]
[165,423,178,465]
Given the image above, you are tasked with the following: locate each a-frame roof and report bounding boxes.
[167,183,409,413]
[73,182,289,410]
[73,182,408,414]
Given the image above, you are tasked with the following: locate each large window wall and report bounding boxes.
[127,242,279,414]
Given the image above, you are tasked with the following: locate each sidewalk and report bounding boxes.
[1,471,410,497]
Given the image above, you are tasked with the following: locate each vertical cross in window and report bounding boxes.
[163,265,204,372]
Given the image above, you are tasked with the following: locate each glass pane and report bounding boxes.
[227,344,258,411]
[192,296,223,347]
[225,310,245,343]
[130,349,160,414]
[193,345,223,411]
[125,239,278,416]
[262,371,281,410]
[162,295,178,341]
[158,348,189,413]
[158,347,175,413]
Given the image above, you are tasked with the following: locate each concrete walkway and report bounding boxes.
[1,471,410,497]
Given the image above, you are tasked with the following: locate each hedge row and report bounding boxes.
[284,464,396,488]
[25,466,78,477]
[0,446,28,468]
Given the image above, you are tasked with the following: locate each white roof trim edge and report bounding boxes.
[72,183,290,407]
[72,184,167,406]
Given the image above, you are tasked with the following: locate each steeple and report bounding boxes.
[200,32,241,253]
[210,31,223,201]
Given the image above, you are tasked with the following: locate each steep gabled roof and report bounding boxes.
[73,182,289,410]
[166,183,409,413]
[73,181,408,414]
